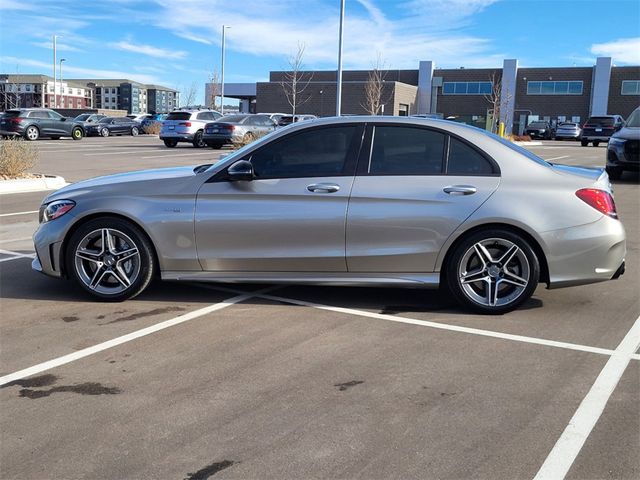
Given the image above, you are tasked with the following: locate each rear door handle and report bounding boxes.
[443,185,477,195]
[307,183,340,193]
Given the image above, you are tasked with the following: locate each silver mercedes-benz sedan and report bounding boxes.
[32,117,626,314]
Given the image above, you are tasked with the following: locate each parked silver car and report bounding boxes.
[203,114,277,149]
[555,122,582,140]
[160,109,222,148]
[32,117,626,314]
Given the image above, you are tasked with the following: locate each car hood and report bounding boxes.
[612,127,640,140]
[45,165,200,201]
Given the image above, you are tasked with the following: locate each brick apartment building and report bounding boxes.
[1,74,179,115]
[215,57,639,135]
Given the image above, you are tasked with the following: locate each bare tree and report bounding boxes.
[207,68,221,110]
[484,73,513,134]
[1,78,23,110]
[182,81,199,108]
[281,42,313,118]
[361,53,387,115]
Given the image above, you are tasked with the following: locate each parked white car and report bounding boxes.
[159,109,222,148]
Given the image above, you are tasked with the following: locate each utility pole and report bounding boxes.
[59,58,66,108]
[220,25,230,115]
[336,0,345,116]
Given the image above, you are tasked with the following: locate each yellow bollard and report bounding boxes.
[498,122,505,138]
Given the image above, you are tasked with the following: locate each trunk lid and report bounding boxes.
[550,163,611,191]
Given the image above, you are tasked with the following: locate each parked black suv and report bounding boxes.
[0,108,84,141]
[580,115,625,146]
[606,107,639,179]
[525,121,555,139]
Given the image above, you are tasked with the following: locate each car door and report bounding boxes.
[194,123,364,272]
[346,124,500,273]
[47,110,70,136]
[28,111,52,135]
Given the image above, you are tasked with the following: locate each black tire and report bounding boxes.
[163,139,178,148]
[131,126,139,136]
[24,125,39,141]
[51,136,61,140]
[65,217,156,301]
[593,141,600,147]
[445,229,540,314]
[71,127,83,141]
[606,166,623,180]
[210,143,222,149]
[101,127,110,137]
[581,139,589,146]
[192,130,205,148]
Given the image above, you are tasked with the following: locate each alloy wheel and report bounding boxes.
[74,228,141,296]
[458,238,530,308]
[25,126,39,141]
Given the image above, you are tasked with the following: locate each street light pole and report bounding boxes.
[52,35,58,108]
[220,25,230,115]
[59,58,66,108]
[336,0,345,116]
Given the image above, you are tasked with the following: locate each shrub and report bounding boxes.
[508,134,532,142]
[143,122,162,135]
[233,131,267,149]
[0,138,38,179]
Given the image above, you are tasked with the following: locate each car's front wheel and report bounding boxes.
[581,139,589,146]
[101,128,110,137]
[24,125,39,141]
[593,141,600,147]
[66,217,156,301]
[445,229,540,314]
[72,127,83,141]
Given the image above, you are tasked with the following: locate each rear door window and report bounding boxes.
[367,126,445,175]
[447,137,496,175]
[29,111,49,119]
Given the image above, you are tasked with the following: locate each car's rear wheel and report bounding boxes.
[193,130,205,148]
[163,139,178,148]
[72,127,83,141]
[606,165,623,180]
[24,126,39,141]
[51,136,61,140]
[101,128,110,137]
[210,143,222,149]
[593,141,600,147]
[446,229,540,314]
[66,217,155,301]
[131,127,139,136]
[581,139,589,146]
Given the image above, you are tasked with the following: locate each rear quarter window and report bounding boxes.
[447,137,495,175]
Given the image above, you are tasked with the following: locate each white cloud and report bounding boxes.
[591,38,640,65]
[110,40,188,59]
[148,0,505,70]
[0,56,163,85]
[31,41,83,52]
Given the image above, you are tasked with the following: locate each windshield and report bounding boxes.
[625,109,640,128]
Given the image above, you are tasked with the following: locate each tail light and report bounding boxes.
[179,121,192,127]
[576,188,618,219]
[8,117,24,124]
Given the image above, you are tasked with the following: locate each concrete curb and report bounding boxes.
[0,175,68,195]
[514,141,543,146]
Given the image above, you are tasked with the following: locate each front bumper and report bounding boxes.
[32,212,77,278]
[582,135,611,142]
[542,216,626,289]
[607,140,640,170]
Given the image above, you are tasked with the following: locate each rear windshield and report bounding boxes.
[3,110,21,118]
[528,122,547,127]
[166,112,192,121]
[75,114,91,121]
[559,122,577,127]
[586,117,615,126]
[219,115,249,123]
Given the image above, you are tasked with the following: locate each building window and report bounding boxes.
[527,81,583,95]
[621,80,640,95]
[442,82,492,95]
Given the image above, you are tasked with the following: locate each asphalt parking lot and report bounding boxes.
[0,136,638,479]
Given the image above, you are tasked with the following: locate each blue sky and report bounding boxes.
[1,0,639,101]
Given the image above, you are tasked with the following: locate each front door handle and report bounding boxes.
[307,183,340,193]
[443,185,477,195]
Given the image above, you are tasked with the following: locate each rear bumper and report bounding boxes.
[160,132,196,142]
[555,132,580,139]
[543,216,626,289]
[202,133,241,145]
[582,135,611,142]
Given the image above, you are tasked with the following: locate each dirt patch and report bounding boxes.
[101,306,185,324]
[334,380,364,391]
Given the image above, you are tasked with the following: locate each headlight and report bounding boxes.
[40,200,76,223]
[608,137,625,146]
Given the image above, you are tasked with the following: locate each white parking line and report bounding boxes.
[545,155,569,161]
[199,284,640,361]
[0,248,35,262]
[0,210,38,217]
[0,236,33,244]
[534,315,640,480]
[83,150,145,156]
[141,152,219,159]
[0,287,276,387]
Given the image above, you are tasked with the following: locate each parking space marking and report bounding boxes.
[0,287,276,387]
[534,315,640,480]
[141,152,220,159]
[197,284,640,361]
[0,210,38,217]
[83,150,146,156]
[546,156,569,161]
[0,236,33,244]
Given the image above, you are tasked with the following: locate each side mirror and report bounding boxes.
[61,117,67,121]
[227,160,254,181]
